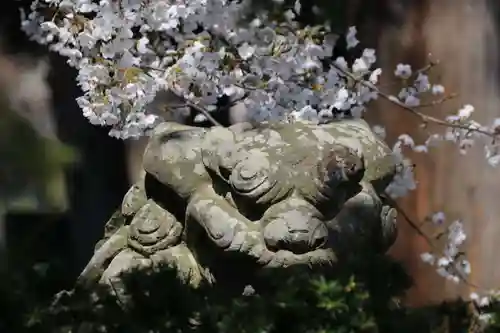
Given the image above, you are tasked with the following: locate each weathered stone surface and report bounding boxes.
[78,118,399,297]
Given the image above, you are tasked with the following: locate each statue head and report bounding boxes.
[201,122,368,259]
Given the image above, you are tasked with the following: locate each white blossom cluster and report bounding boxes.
[20,0,382,139]
[420,213,470,284]
[393,63,444,108]
[419,212,498,312]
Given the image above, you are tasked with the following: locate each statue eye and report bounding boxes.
[230,159,270,195]
[337,154,365,184]
[229,159,279,220]
[321,146,365,188]
[310,145,365,207]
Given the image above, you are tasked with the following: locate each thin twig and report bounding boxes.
[415,61,439,76]
[381,193,437,248]
[382,192,481,290]
[184,100,222,126]
[163,95,222,126]
[332,63,496,138]
[415,93,458,109]
[141,66,222,126]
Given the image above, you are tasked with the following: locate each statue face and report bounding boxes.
[259,194,330,255]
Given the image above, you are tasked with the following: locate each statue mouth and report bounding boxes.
[255,247,337,268]
[264,228,329,255]
[260,215,331,267]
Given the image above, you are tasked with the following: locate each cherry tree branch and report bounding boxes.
[414,93,458,109]
[332,63,496,138]
[382,192,480,291]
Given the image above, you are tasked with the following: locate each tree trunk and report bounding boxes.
[367,0,500,305]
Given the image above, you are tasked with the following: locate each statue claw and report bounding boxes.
[78,227,129,286]
[98,249,153,305]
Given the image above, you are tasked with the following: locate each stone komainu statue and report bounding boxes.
[78,118,399,296]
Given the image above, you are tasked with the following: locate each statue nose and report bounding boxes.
[263,220,328,254]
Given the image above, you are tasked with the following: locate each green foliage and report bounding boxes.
[3,249,498,333]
